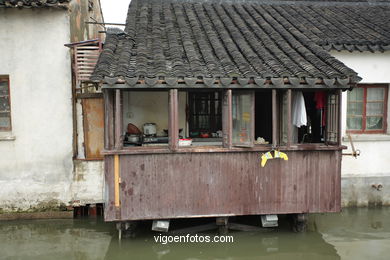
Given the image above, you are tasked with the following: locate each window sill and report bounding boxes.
[343,134,390,142]
[102,144,344,155]
[0,134,16,141]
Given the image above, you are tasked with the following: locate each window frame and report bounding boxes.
[347,84,388,134]
[0,76,12,132]
[188,90,223,137]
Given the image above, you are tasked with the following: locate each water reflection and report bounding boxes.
[310,207,390,260]
[105,231,339,260]
[0,208,389,260]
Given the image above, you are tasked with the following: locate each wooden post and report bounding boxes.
[216,217,229,235]
[114,154,120,208]
[337,89,342,145]
[250,91,255,146]
[287,89,292,147]
[104,89,115,150]
[222,89,232,148]
[169,89,179,151]
[114,89,123,150]
[272,89,278,147]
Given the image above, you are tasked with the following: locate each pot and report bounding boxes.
[143,123,157,136]
[127,134,141,143]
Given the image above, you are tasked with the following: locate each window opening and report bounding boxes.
[187,91,223,146]
[0,76,11,131]
[347,85,387,133]
[254,91,272,145]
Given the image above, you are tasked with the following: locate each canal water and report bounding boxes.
[0,208,389,260]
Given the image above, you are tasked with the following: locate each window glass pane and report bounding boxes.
[347,102,363,115]
[0,112,11,128]
[232,92,253,146]
[347,88,363,102]
[347,117,362,130]
[366,102,383,116]
[366,116,383,130]
[0,97,10,111]
[0,81,8,95]
[367,88,384,101]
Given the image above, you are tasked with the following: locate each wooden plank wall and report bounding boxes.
[104,150,341,221]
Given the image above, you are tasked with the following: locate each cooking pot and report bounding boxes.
[127,134,141,143]
[143,123,157,136]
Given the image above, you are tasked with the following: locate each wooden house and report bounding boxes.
[90,0,389,229]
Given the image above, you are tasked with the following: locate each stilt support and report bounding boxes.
[292,213,308,232]
[216,217,229,234]
[116,221,138,240]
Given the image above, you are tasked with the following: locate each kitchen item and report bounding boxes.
[127,134,141,143]
[143,136,168,144]
[189,131,199,137]
[127,123,142,135]
[143,123,157,136]
[200,133,209,138]
[179,138,192,146]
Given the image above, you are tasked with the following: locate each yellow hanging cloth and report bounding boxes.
[261,151,273,167]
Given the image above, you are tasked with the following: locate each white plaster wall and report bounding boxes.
[71,160,104,205]
[331,51,390,83]
[332,51,390,178]
[0,9,73,211]
[123,91,187,135]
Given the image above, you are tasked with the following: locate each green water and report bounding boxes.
[0,208,389,260]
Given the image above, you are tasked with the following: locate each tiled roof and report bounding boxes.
[92,0,379,87]
[0,0,69,8]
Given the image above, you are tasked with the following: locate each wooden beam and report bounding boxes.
[287,89,292,147]
[114,89,123,149]
[114,154,120,208]
[104,89,115,150]
[170,223,217,234]
[222,89,233,148]
[250,91,255,147]
[338,91,342,144]
[169,89,179,151]
[102,83,351,90]
[77,93,103,99]
[272,89,278,147]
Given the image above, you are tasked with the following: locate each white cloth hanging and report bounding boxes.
[292,91,307,127]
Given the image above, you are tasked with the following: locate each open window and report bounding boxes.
[287,90,340,145]
[186,91,223,146]
[254,90,273,145]
[122,90,170,148]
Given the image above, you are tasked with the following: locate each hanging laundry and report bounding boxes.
[292,91,307,127]
[314,91,327,127]
[314,91,326,109]
[261,151,273,167]
[274,150,289,161]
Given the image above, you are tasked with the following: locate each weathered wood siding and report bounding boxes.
[104,150,341,221]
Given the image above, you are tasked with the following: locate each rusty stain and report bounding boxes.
[82,98,104,159]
